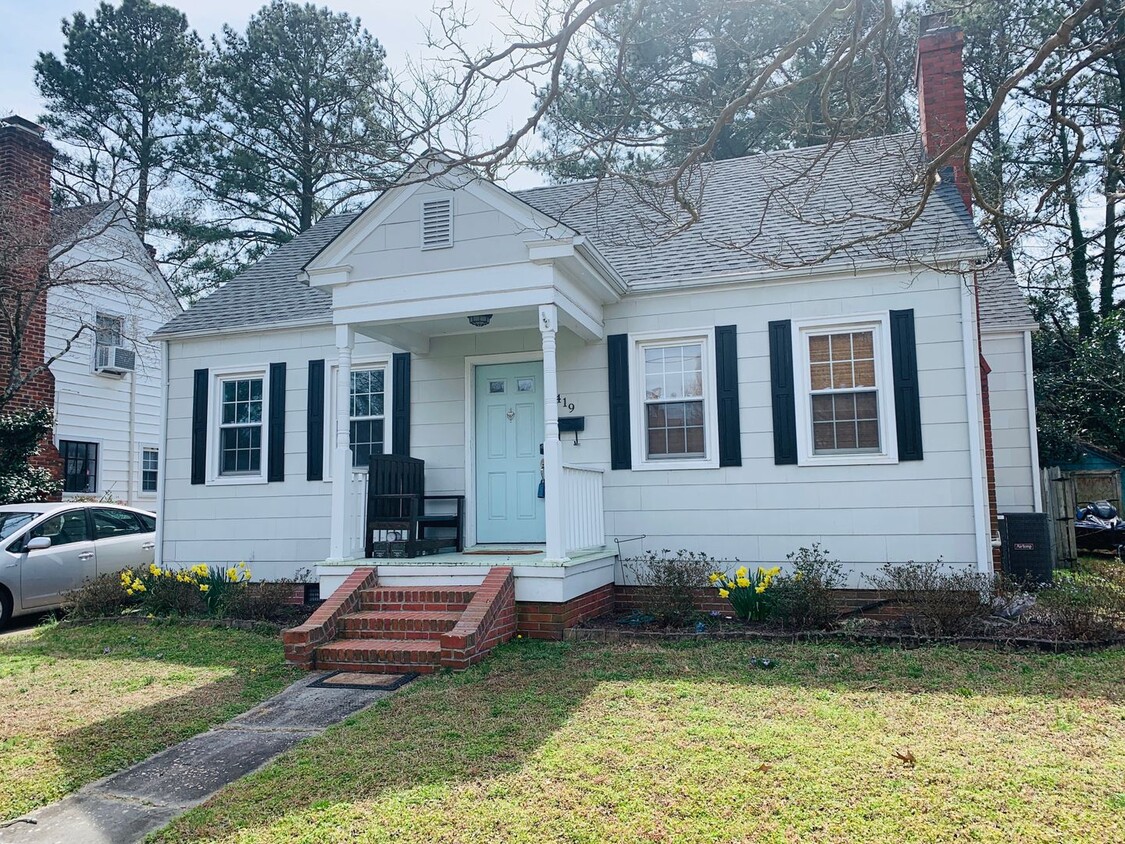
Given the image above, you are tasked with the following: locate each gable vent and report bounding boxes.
[421,198,453,249]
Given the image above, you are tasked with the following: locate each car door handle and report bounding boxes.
[78,552,94,561]
[142,543,155,550]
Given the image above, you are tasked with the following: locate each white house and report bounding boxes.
[47,202,182,507]
[152,18,1039,641]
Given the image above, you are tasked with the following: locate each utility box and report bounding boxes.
[999,513,1054,584]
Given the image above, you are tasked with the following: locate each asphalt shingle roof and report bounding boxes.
[977,263,1036,330]
[157,212,358,337]
[156,134,1030,337]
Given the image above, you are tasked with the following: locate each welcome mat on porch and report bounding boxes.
[310,671,419,691]
[464,549,544,555]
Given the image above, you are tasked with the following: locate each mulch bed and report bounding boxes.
[571,612,1124,652]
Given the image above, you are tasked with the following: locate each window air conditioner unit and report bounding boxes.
[95,345,136,374]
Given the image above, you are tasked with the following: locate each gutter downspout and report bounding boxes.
[126,340,138,504]
[961,267,993,574]
[154,338,169,566]
[1024,330,1044,512]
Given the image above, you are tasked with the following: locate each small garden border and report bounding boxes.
[58,615,288,634]
[564,625,1124,652]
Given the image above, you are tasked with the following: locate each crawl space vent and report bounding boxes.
[421,198,453,249]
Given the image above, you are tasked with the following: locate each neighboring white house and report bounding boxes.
[152,19,1040,618]
[46,202,182,507]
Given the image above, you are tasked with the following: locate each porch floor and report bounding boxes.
[325,545,617,569]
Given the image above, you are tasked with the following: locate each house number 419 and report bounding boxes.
[557,394,575,412]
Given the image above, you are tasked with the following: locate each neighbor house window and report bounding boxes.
[95,313,123,348]
[218,375,263,476]
[350,367,386,469]
[793,317,896,465]
[59,440,98,493]
[141,448,159,492]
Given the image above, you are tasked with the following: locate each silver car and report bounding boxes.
[0,502,157,627]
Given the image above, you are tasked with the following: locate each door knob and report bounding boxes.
[506,408,515,421]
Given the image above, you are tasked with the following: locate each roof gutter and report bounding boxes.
[150,314,332,342]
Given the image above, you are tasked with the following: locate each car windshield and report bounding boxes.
[0,512,38,541]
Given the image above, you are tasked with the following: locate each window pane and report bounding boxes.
[350,419,385,468]
[834,393,857,421]
[810,363,831,391]
[516,378,534,392]
[813,421,836,450]
[488,380,505,394]
[832,361,854,389]
[811,395,833,422]
[809,335,830,363]
[95,314,123,347]
[857,420,880,449]
[142,449,158,493]
[59,440,97,493]
[852,331,874,358]
[220,425,261,475]
[854,358,876,387]
[93,508,141,540]
[32,511,90,546]
[854,391,878,420]
[645,400,704,458]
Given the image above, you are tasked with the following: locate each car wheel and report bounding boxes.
[0,588,12,629]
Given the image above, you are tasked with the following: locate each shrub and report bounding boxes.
[1037,567,1125,640]
[709,565,779,621]
[623,550,715,626]
[768,544,845,629]
[223,576,306,622]
[866,560,991,635]
[0,408,61,504]
[62,572,137,619]
[120,564,206,616]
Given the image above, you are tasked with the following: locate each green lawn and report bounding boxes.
[154,639,1125,844]
[0,620,297,822]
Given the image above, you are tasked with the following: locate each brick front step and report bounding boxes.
[359,588,477,612]
[338,610,462,640]
[314,638,442,672]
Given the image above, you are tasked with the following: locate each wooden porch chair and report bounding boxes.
[365,453,465,558]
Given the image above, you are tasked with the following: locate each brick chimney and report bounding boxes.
[916,12,971,211]
[0,115,62,488]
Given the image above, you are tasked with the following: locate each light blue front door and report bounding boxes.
[475,361,545,543]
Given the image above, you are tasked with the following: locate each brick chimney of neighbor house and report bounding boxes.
[916,12,972,211]
[916,18,1002,566]
[0,115,62,485]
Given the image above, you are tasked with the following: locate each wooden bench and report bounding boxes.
[365,454,465,558]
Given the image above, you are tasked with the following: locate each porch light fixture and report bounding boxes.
[467,313,493,327]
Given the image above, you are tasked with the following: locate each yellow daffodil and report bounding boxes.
[200,584,210,592]
[768,566,781,576]
[718,588,730,598]
[708,573,720,584]
[226,567,238,581]
[125,588,134,596]
[133,582,146,592]
[736,566,748,578]
[149,563,160,576]
[755,585,766,594]
[736,576,750,588]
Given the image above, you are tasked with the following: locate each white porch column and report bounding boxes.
[540,304,569,563]
[328,324,355,561]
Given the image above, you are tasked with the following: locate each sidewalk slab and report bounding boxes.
[0,672,403,844]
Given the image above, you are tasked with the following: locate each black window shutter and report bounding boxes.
[714,325,742,467]
[306,359,325,481]
[768,320,798,465]
[190,368,208,485]
[391,352,411,456]
[607,334,632,470]
[890,309,924,460]
[267,362,286,482]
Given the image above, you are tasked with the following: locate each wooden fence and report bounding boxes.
[1040,466,1122,566]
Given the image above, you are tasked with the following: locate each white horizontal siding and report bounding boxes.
[45,218,180,507]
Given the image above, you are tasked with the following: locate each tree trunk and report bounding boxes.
[136,110,151,239]
[1059,125,1095,338]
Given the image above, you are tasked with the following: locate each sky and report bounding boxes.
[0,0,546,188]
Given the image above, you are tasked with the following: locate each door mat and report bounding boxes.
[464,549,544,555]
[310,671,418,691]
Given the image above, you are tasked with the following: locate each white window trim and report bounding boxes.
[791,313,899,467]
[207,366,270,486]
[324,356,393,479]
[139,445,159,497]
[628,327,719,471]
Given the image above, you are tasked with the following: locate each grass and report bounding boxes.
[0,619,297,822]
[153,639,1125,844]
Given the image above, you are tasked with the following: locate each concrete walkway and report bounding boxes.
[0,673,400,844]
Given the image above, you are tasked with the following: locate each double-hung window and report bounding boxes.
[349,367,386,469]
[218,375,264,476]
[794,317,897,465]
[141,448,159,492]
[631,331,718,468]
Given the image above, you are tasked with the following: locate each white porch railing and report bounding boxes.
[346,471,368,559]
[561,465,606,555]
